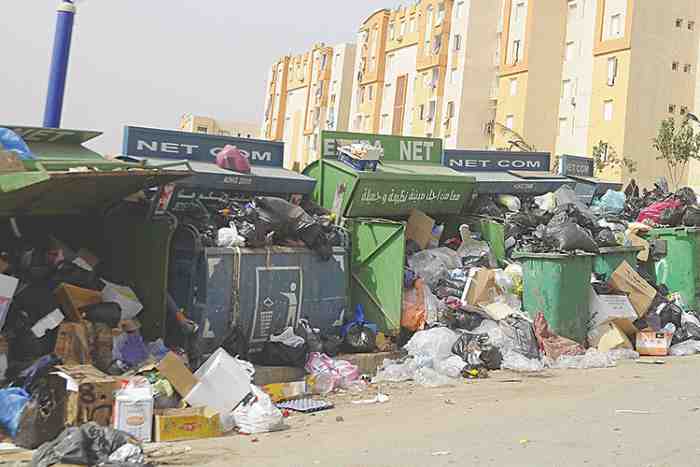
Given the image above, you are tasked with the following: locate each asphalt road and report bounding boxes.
[176,355,700,467]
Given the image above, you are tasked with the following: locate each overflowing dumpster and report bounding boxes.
[304,131,476,334]
[121,126,347,355]
[559,155,623,205]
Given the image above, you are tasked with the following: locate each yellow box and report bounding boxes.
[262,377,314,403]
[154,407,222,442]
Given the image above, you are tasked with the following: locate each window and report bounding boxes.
[386,54,394,76]
[604,100,614,121]
[454,34,462,51]
[445,101,454,129]
[419,104,426,120]
[425,6,434,49]
[400,21,406,36]
[672,61,679,71]
[611,14,622,37]
[354,115,362,130]
[381,114,390,132]
[514,2,525,23]
[389,23,396,40]
[565,41,575,61]
[455,1,464,19]
[433,34,442,54]
[676,18,683,28]
[365,115,372,131]
[685,64,692,73]
[669,104,676,114]
[368,85,373,101]
[359,86,365,104]
[320,54,327,70]
[409,17,417,33]
[568,1,577,23]
[512,40,521,64]
[681,105,689,115]
[510,78,518,96]
[562,79,572,100]
[370,56,377,71]
[607,56,618,86]
[505,115,514,130]
[558,117,568,137]
[437,3,445,25]
[427,100,437,121]
[450,68,458,85]
[689,21,696,31]
[196,126,208,133]
[430,68,440,88]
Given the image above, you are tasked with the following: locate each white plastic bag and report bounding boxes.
[533,192,557,212]
[404,327,459,362]
[101,280,143,320]
[269,327,305,348]
[496,194,521,212]
[217,222,246,248]
[501,350,544,372]
[669,340,700,356]
[550,349,615,369]
[414,367,454,387]
[232,385,285,434]
[374,357,422,383]
[433,355,466,378]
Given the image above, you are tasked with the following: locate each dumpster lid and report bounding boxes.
[316,158,474,182]
[122,126,315,195]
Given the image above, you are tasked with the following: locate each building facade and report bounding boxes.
[261,43,357,170]
[180,114,259,139]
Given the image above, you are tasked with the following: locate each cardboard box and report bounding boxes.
[636,330,673,356]
[54,321,92,365]
[86,321,115,373]
[154,407,222,442]
[113,387,154,442]
[589,289,638,337]
[54,283,102,322]
[462,268,500,306]
[157,352,198,397]
[627,233,650,262]
[589,322,633,352]
[49,365,118,427]
[406,209,435,250]
[609,261,657,317]
[262,379,310,403]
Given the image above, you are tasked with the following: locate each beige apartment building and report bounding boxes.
[180,114,259,139]
[261,43,356,170]
[349,1,502,149]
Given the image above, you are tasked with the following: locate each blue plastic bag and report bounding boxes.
[593,189,626,215]
[0,387,30,438]
[0,128,35,160]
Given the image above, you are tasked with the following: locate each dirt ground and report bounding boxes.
[157,355,700,467]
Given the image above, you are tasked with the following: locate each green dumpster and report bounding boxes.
[647,227,700,310]
[304,131,476,335]
[2,125,187,339]
[514,252,594,344]
[594,246,643,282]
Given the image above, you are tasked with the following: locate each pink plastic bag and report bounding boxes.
[216,145,251,173]
[636,199,682,224]
[304,352,360,393]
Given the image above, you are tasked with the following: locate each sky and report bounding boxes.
[0,0,381,154]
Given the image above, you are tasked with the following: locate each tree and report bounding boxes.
[653,117,700,189]
[591,141,638,175]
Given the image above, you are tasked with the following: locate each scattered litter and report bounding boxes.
[276,398,334,413]
[351,393,390,405]
[615,410,651,415]
[432,451,452,456]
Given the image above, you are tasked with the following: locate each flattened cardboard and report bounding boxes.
[462,269,499,307]
[154,407,222,442]
[609,261,656,317]
[589,322,633,352]
[54,322,92,365]
[157,352,198,397]
[405,209,435,250]
[627,233,650,262]
[49,364,118,427]
[54,283,102,322]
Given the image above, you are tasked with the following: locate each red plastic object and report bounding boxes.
[216,145,251,173]
[636,199,682,224]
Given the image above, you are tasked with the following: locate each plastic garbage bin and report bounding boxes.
[647,227,700,310]
[513,252,594,344]
[594,246,643,282]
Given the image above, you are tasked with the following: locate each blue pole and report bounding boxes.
[43,1,76,128]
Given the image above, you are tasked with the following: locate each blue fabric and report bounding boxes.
[0,128,35,161]
[0,387,30,438]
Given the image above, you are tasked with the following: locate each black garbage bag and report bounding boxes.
[673,320,700,345]
[295,319,324,353]
[500,316,540,360]
[634,313,662,332]
[253,341,308,368]
[444,308,485,331]
[321,334,343,357]
[11,354,61,392]
[659,302,683,329]
[451,333,502,371]
[33,422,136,467]
[342,323,377,353]
[51,261,102,290]
[545,223,599,253]
[474,196,505,218]
[683,205,700,226]
[676,187,697,206]
[595,228,618,247]
[84,302,122,328]
[660,207,685,226]
[220,325,249,361]
[13,383,64,449]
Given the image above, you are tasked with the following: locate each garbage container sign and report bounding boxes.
[250,266,303,345]
[560,154,595,177]
[123,126,284,167]
[320,130,443,164]
[444,150,551,172]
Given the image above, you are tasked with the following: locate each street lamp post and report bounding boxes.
[43,0,77,128]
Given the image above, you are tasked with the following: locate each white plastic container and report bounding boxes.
[185,349,253,414]
[113,386,154,442]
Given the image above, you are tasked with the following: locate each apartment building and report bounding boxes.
[349,0,502,149]
[180,114,259,139]
[494,0,568,154]
[261,43,356,170]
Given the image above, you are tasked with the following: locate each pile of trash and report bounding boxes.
[623,180,700,227]
[170,194,346,259]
